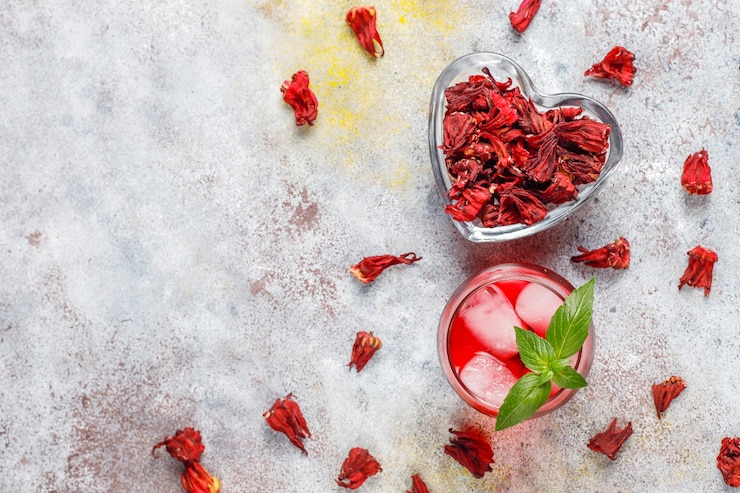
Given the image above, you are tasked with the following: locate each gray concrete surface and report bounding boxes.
[0,1,738,491]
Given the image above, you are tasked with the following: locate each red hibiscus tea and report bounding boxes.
[438,263,594,417]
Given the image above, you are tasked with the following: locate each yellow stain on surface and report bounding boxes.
[265,0,464,188]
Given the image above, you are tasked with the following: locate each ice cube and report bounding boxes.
[459,352,519,408]
[514,282,564,338]
[458,284,522,361]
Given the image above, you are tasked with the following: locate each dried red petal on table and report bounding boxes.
[584,46,636,86]
[444,428,494,478]
[678,245,718,296]
[509,0,541,33]
[346,6,384,58]
[406,474,430,493]
[280,70,318,126]
[587,418,633,460]
[348,331,382,372]
[717,437,740,488]
[263,393,312,454]
[181,461,222,493]
[681,148,713,195]
[350,252,422,284]
[336,447,382,489]
[571,237,631,269]
[152,427,205,464]
[652,376,687,419]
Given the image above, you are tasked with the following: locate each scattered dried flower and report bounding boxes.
[406,474,430,493]
[681,149,713,195]
[336,447,382,489]
[587,418,633,460]
[281,70,318,126]
[263,393,311,454]
[348,331,382,372]
[678,245,718,296]
[152,427,205,464]
[350,252,422,284]
[718,437,740,488]
[346,6,384,58]
[509,0,541,33]
[444,428,494,478]
[652,376,687,419]
[584,46,636,86]
[571,237,631,269]
[181,461,222,493]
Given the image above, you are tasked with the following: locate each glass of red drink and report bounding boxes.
[438,263,594,418]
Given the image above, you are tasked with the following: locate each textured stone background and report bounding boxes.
[0,1,738,492]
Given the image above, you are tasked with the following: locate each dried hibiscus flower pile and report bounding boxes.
[441,68,611,227]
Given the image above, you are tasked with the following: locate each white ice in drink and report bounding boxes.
[514,282,564,337]
[458,285,521,361]
[459,352,519,408]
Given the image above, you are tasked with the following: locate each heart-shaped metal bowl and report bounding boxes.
[428,52,624,243]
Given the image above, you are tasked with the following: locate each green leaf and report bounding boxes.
[546,278,594,359]
[514,326,556,373]
[552,365,588,389]
[495,373,551,431]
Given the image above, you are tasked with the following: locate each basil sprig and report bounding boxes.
[495,278,594,432]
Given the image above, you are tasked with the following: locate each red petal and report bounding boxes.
[584,46,636,86]
[152,427,205,464]
[718,437,740,488]
[444,428,494,478]
[263,393,311,454]
[350,252,422,284]
[336,447,382,489]
[652,376,687,419]
[681,149,713,195]
[587,418,633,460]
[678,245,718,296]
[346,7,384,57]
[348,331,382,372]
[280,70,318,126]
[571,237,631,269]
[509,0,542,33]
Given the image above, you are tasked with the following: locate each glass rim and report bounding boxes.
[437,262,595,418]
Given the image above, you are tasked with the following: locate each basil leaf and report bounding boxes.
[552,366,588,389]
[546,278,594,359]
[514,326,555,373]
[495,373,551,432]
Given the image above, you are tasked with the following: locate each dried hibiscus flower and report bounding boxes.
[584,46,636,86]
[348,331,382,372]
[718,437,740,488]
[281,70,318,126]
[444,428,494,478]
[336,447,382,489]
[440,69,611,228]
[678,245,718,296]
[346,6,384,58]
[153,427,205,464]
[181,461,222,493]
[406,474,430,493]
[652,376,687,419]
[587,418,633,460]
[263,393,311,454]
[154,427,221,493]
[571,237,631,269]
[681,148,713,195]
[509,0,541,33]
[350,252,422,284]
